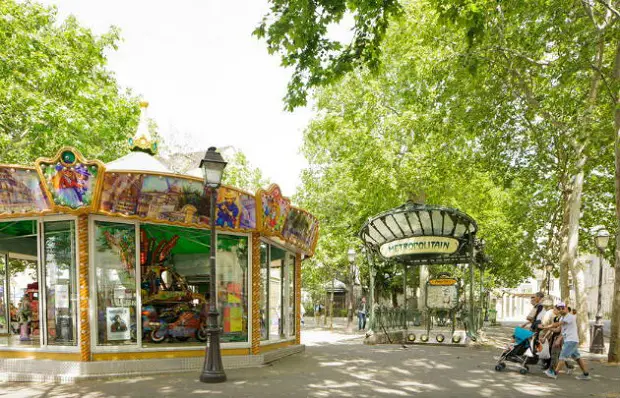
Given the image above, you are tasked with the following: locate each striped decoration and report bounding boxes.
[78,215,91,361]
[251,233,261,355]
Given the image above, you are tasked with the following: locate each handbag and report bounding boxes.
[538,340,551,360]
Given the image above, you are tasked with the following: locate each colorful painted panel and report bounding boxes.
[100,173,144,215]
[258,185,290,234]
[0,167,50,215]
[282,208,319,250]
[100,173,209,224]
[215,187,256,230]
[36,148,103,212]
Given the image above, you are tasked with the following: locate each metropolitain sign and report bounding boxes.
[380,236,459,258]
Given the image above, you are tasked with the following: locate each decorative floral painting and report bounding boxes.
[0,167,50,215]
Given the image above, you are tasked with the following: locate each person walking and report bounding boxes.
[544,302,591,380]
[357,297,367,331]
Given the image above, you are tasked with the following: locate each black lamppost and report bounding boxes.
[545,263,554,296]
[199,147,227,383]
[590,228,609,354]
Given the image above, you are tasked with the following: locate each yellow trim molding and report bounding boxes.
[0,351,81,361]
[92,348,250,361]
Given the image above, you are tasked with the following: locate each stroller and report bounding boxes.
[494,327,538,374]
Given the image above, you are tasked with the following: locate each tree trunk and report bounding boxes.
[559,187,571,302]
[609,39,620,363]
[571,257,591,348]
[559,157,590,348]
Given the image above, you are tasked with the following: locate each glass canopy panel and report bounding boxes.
[417,211,432,235]
[367,226,384,244]
[431,210,444,235]
[453,223,467,238]
[392,213,412,236]
[406,213,422,235]
[384,215,405,239]
[443,213,455,235]
[373,221,394,241]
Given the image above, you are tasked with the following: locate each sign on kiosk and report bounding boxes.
[380,236,459,258]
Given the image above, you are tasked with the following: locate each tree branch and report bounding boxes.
[594,0,620,19]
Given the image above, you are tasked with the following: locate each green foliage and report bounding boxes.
[254,0,403,110]
[221,151,271,193]
[0,0,140,164]
[295,0,619,298]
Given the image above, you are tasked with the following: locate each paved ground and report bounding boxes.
[2,319,619,398]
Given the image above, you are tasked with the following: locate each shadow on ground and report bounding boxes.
[4,326,620,398]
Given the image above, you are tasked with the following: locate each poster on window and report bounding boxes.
[55,285,69,309]
[106,307,130,340]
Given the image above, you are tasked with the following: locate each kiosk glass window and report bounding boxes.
[140,224,211,347]
[216,234,249,343]
[42,220,77,346]
[94,221,137,346]
[0,220,39,347]
[286,253,295,337]
[269,246,284,340]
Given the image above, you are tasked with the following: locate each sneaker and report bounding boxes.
[544,369,557,379]
[575,374,591,380]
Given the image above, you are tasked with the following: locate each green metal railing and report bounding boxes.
[371,306,485,337]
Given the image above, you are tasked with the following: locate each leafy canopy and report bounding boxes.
[0,0,140,164]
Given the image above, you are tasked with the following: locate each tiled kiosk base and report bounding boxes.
[0,345,305,383]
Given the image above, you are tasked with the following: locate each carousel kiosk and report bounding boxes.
[0,104,319,381]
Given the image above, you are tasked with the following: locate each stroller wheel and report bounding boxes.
[519,367,528,375]
[495,365,503,371]
[500,363,506,370]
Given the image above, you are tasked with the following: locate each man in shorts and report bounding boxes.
[543,302,590,380]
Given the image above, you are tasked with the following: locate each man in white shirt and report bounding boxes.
[543,302,590,380]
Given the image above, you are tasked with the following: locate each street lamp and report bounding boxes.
[590,228,609,354]
[347,248,356,332]
[544,263,554,295]
[199,147,227,383]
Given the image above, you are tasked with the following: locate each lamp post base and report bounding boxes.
[200,313,227,383]
[589,323,605,354]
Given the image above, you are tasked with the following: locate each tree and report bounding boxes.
[425,0,620,360]
[254,0,402,110]
[0,0,140,164]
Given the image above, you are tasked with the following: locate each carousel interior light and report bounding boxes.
[407,333,416,342]
[436,334,445,343]
[420,334,429,342]
[452,335,462,343]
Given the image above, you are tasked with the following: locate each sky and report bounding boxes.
[38,0,314,197]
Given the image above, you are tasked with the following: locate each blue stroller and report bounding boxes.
[494,327,537,374]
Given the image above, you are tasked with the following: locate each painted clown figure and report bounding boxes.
[216,191,240,228]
